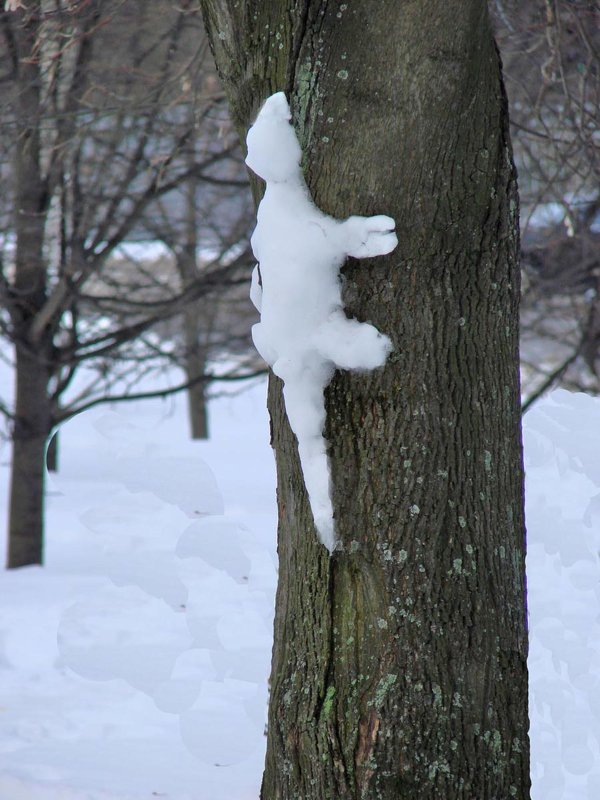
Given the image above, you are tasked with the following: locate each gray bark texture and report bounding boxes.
[7,7,52,568]
[201,1,530,798]
[179,128,209,441]
[178,243,211,441]
[183,303,210,440]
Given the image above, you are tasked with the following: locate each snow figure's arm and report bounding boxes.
[245,91,398,553]
[341,214,398,259]
[311,215,397,371]
[312,311,392,372]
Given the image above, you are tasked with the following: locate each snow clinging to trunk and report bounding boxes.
[246,92,398,552]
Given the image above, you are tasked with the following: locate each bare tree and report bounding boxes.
[136,99,258,439]
[0,0,257,567]
[492,0,600,408]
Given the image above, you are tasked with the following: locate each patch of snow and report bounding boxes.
[525,389,600,799]
[245,92,397,551]
[0,349,599,797]
[0,373,276,800]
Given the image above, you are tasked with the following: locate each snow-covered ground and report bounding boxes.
[0,378,276,800]
[0,375,599,799]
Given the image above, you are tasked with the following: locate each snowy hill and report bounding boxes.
[0,380,598,799]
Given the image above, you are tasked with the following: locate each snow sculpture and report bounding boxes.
[246,92,398,551]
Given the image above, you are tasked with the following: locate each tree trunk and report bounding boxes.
[177,140,211,441]
[176,243,212,441]
[7,350,51,568]
[201,1,530,797]
[183,299,210,440]
[7,6,51,568]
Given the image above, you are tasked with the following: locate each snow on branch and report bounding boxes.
[245,92,398,552]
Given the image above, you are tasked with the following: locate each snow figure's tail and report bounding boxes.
[296,436,335,552]
[277,361,336,552]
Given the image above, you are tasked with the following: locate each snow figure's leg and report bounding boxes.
[313,311,392,371]
[342,214,398,258]
[251,322,277,366]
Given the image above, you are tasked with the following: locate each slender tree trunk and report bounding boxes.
[177,138,210,441]
[182,297,210,440]
[201,1,530,797]
[176,241,212,441]
[7,5,51,568]
[7,350,51,568]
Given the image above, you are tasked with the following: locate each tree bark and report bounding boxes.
[201,1,530,797]
[183,320,210,440]
[7,349,51,568]
[177,133,210,441]
[7,5,52,568]
[176,229,211,440]
[180,287,211,440]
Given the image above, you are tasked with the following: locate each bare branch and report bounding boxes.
[57,366,267,423]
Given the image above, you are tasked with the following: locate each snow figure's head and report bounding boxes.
[245,92,302,183]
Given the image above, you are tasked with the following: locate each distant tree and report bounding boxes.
[138,100,258,439]
[492,0,600,407]
[0,0,256,567]
[202,1,530,798]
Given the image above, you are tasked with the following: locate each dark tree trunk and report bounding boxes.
[176,243,211,441]
[184,346,209,440]
[177,147,210,441]
[7,6,51,568]
[201,1,530,797]
[7,349,51,568]
[183,299,210,440]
